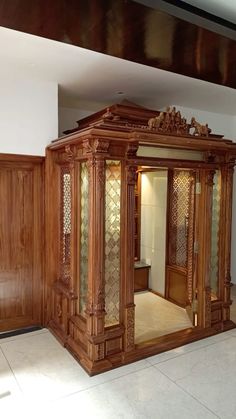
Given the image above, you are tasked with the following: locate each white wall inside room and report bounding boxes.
[59,107,92,136]
[140,171,168,296]
[0,78,58,156]
[167,105,236,140]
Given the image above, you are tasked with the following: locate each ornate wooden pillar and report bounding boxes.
[221,163,235,322]
[83,139,109,367]
[122,143,138,352]
[197,169,215,328]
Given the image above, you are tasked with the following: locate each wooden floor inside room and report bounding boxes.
[134,291,193,344]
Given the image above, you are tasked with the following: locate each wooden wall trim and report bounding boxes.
[0,153,44,163]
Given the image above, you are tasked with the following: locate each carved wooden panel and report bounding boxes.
[210,170,221,299]
[134,172,141,260]
[60,166,72,285]
[104,160,121,326]
[169,170,192,268]
[78,162,89,315]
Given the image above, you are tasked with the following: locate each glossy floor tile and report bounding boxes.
[156,335,236,419]
[0,328,236,418]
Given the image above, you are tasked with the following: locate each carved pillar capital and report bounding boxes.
[64,145,77,162]
[82,138,110,156]
[125,165,138,185]
[126,142,139,159]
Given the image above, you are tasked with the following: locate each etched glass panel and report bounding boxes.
[105,160,121,326]
[210,170,221,299]
[169,170,191,268]
[60,166,71,283]
[79,162,89,315]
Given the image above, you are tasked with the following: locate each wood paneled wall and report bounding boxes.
[0,154,44,332]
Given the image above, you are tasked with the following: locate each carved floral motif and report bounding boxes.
[94,284,105,315]
[64,145,77,161]
[96,343,105,360]
[83,138,110,155]
[125,306,135,350]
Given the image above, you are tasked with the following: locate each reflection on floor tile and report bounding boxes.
[156,336,236,418]
[45,366,218,419]
[0,347,21,400]
[1,328,236,418]
[0,331,150,401]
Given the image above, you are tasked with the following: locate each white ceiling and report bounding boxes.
[1,26,236,115]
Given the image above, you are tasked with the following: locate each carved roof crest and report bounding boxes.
[148,106,212,137]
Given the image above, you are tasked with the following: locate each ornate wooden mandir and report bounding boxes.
[45,102,236,375]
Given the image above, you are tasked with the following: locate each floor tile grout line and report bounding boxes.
[49,363,154,403]
[145,335,234,367]
[153,364,221,419]
[0,345,24,395]
[0,329,49,346]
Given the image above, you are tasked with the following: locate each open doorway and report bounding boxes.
[134,167,197,344]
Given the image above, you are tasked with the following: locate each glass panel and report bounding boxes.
[169,170,192,268]
[137,146,204,161]
[79,162,89,315]
[60,167,72,284]
[105,160,121,326]
[210,170,221,299]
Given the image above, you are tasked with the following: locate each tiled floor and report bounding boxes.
[135,291,192,343]
[1,328,236,418]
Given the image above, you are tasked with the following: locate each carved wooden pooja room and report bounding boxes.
[45,102,236,375]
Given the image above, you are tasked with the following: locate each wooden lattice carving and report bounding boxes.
[60,165,72,285]
[169,170,192,268]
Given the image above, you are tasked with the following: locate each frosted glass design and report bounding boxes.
[169,170,191,268]
[79,163,89,315]
[210,170,221,298]
[105,160,121,326]
[60,167,71,283]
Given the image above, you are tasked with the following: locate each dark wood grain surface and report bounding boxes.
[0,0,235,88]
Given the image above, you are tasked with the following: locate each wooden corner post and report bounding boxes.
[197,169,215,328]
[83,139,109,369]
[122,143,138,352]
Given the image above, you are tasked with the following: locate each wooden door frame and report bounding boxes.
[0,153,44,331]
[131,157,219,341]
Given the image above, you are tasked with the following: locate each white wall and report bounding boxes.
[59,107,93,136]
[169,105,236,140]
[59,104,109,136]
[0,78,58,156]
[140,171,168,296]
